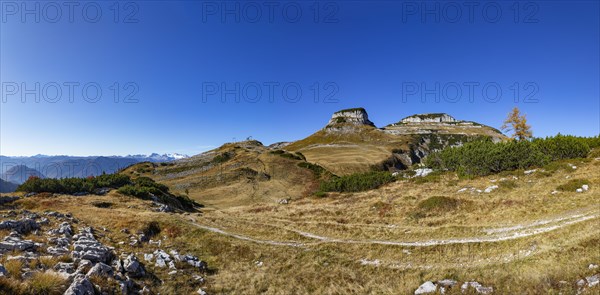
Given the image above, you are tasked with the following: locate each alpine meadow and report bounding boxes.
[1,1,599,295]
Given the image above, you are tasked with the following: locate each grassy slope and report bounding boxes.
[122,141,319,209]
[284,125,411,175]
[285,121,505,176]
[4,153,597,294]
[196,155,600,294]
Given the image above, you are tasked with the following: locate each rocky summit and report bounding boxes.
[398,113,458,124]
[286,107,506,174]
[326,107,376,128]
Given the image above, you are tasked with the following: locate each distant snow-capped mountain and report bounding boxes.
[124,153,189,161]
[0,153,190,185]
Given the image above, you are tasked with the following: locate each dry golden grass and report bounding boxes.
[2,258,24,279]
[1,154,598,294]
[284,120,505,176]
[25,271,66,295]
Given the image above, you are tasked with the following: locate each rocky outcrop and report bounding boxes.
[86,262,114,277]
[123,254,146,277]
[326,108,375,128]
[0,218,40,234]
[72,227,113,264]
[415,279,488,294]
[146,249,207,271]
[0,231,36,251]
[400,113,457,124]
[64,274,95,295]
[414,281,437,294]
[0,209,210,294]
[461,281,494,294]
[47,221,73,237]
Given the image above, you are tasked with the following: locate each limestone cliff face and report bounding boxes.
[287,108,507,174]
[376,113,506,170]
[399,113,457,124]
[326,108,375,128]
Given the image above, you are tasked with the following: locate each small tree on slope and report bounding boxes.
[501,107,533,141]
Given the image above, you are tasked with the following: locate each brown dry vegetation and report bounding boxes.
[2,150,598,294]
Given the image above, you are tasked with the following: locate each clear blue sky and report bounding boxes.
[1,0,599,156]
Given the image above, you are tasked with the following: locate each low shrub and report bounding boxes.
[589,148,600,158]
[319,171,395,193]
[532,134,590,161]
[295,152,307,161]
[212,152,233,164]
[297,162,332,179]
[116,177,201,211]
[270,150,303,161]
[543,161,573,173]
[141,221,161,237]
[425,134,597,177]
[314,191,327,198]
[91,201,113,208]
[16,174,132,194]
[556,179,590,192]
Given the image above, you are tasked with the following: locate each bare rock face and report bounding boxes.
[0,231,36,251]
[400,113,457,124]
[326,108,375,128]
[0,218,40,234]
[123,254,146,277]
[72,227,113,264]
[64,274,95,295]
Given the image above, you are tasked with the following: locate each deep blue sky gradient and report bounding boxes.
[1,0,599,156]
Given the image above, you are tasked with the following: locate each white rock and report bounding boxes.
[484,185,498,193]
[64,274,95,295]
[414,168,434,178]
[551,190,559,195]
[524,169,537,175]
[123,254,145,277]
[457,188,468,193]
[197,288,207,295]
[461,281,493,294]
[587,274,599,287]
[589,264,599,270]
[576,188,583,193]
[582,185,589,191]
[392,172,399,177]
[359,259,380,266]
[414,281,437,294]
[144,253,153,262]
